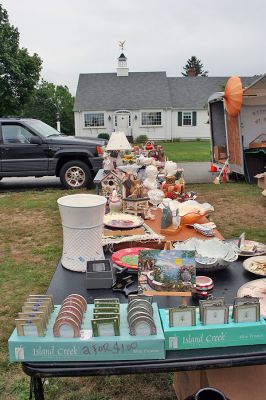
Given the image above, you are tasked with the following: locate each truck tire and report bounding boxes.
[59,160,93,189]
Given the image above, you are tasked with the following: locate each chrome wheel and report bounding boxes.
[65,166,86,188]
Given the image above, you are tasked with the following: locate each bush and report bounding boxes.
[98,133,110,140]
[135,134,148,143]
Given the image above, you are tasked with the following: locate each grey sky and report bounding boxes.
[2,0,266,94]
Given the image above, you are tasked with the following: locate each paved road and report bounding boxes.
[0,162,218,192]
[178,162,218,184]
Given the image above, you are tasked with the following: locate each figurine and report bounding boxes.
[103,152,115,172]
[109,189,122,213]
[143,165,158,191]
[165,161,178,177]
[128,178,147,199]
[162,166,185,199]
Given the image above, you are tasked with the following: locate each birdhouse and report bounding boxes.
[99,170,128,199]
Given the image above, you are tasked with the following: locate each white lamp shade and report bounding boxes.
[106,131,132,151]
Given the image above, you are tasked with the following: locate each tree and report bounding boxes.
[0,5,42,116]
[23,80,75,134]
[181,56,208,77]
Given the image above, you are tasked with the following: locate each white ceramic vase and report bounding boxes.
[57,194,107,272]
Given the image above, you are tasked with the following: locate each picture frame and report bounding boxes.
[232,296,260,318]
[94,298,120,304]
[138,249,196,295]
[199,297,225,321]
[128,294,153,304]
[129,315,157,336]
[202,305,229,325]
[234,303,260,323]
[93,306,120,314]
[16,318,45,337]
[91,317,120,337]
[169,306,196,327]
[87,259,111,273]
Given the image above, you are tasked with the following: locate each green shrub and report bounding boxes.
[135,134,148,143]
[98,133,110,140]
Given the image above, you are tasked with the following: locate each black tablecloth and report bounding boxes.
[22,258,266,378]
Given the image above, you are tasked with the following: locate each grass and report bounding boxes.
[0,183,265,399]
[160,140,211,162]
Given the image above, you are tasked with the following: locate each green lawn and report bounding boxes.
[162,140,211,162]
[0,183,265,399]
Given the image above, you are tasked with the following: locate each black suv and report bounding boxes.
[0,118,106,189]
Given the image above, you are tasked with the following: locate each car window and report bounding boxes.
[2,124,36,144]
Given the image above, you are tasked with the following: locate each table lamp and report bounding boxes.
[106,131,132,166]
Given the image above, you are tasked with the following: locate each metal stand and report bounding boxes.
[30,376,44,400]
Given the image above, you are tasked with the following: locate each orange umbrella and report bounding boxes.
[224,76,243,117]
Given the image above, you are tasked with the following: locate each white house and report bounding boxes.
[74,53,255,141]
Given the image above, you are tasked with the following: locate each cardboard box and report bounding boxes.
[9,304,165,362]
[173,366,266,400]
[214,145,227,160]
[254,172,266,189]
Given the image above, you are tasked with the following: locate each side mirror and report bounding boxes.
[30,136,42,145]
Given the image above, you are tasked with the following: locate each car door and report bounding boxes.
[0,122,49,173]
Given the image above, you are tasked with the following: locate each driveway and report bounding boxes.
[179,162,218,184]
[0,162,218,192]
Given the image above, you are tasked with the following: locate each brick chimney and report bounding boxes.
[187,67,196,77]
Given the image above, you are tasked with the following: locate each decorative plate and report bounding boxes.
[232,239,266,257]
[243,256,266,277]
[237,278,266,318]
[112,247,152,270]
[104,213,144,229]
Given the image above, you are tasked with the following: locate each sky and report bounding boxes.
[2,0,266,94]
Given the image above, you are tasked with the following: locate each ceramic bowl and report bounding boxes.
[173,238,238,272]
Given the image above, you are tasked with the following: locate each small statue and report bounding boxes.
[109,189,122,213]
[161,206,172,229]
[128,178,147,199]
[143,165,158,191]
[103,152,114,171]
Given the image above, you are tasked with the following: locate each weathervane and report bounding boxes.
[118,40,126,51]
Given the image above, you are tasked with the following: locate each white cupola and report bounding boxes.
[117,52,129,77]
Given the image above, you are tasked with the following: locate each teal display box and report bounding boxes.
[160,308,266,351]
[9,304,165,362]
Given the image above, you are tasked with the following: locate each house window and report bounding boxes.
[183,112,192,126]
[178,111,197,127]
[84,113,104,127]
[141,112,162,126]
[115,115,117,127]
[129,114,131,126]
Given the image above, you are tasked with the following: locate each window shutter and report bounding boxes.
[178,112,182,126]
[192,111,197,126]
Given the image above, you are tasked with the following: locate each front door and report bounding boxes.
[0,122,49,173]
[116,113,130,135]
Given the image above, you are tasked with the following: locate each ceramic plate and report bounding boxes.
[237,278,266,318]
[104,213,144,229]
[232,240,266,257]
[243,256,266,277]
[112,247,152,270]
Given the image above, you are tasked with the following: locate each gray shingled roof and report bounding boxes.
[74,72,172,111]
[168,76,255,109]
[74,73,256,111]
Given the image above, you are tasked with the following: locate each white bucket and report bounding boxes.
[57,194,107,272]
